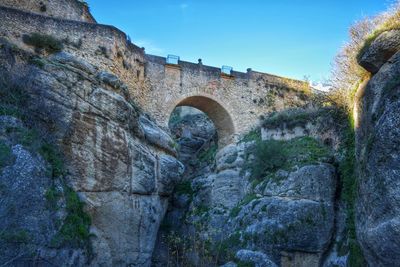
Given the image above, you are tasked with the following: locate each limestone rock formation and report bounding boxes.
[154,110,341,267]
[358,29,400,74]
[0,38,184,266]
[356,30,400,267]
[0,116,87,266]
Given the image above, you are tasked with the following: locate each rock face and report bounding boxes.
[0,39,183,266]
[0,116,87,266]
[356,30,400,267]
[154,109,340,267]
[358,29,400,74]
[226,163,336,264]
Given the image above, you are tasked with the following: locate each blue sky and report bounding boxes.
[87,0,392,81]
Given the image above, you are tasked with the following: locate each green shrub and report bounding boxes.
[23,33,63,53]
[338,116,366,266]
[230,194,259,217]
[237,260,254,267]
[0,75,29,119]
[0,229,30,243]
[281,136,332,168]
[45,186,61,210]
[198,143,217,164]
[39,143,65,178]
[217,231,241,260]
[29,57,47,68]
[261,108,323,130]
[243,135,332,182]
[240,128,261,143]
[245,140,286,181]
[174,180,194,196]
[52,186,92,248]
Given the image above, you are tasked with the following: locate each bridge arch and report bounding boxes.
[167,94,236,147]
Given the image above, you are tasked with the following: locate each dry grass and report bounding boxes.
[328,0,400,114]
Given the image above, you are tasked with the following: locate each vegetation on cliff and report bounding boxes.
[331,1,400,112]
[0,69,92,258]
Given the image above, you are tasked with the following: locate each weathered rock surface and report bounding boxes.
[236,250,278,267]
[0,42,184,266]
[358,29,400,73]
[0,117,86,266]
[226,164,336,263]
[155,107,339,266]
[355,44,400,266]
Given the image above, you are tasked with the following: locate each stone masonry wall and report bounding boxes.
[0,6,146,97]
[0,0,95,22]
[141,55,309,143]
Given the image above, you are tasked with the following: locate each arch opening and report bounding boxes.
[169,95,235,148]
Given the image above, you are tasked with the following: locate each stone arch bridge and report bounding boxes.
[0,3,309,147]
[140,55,309,146]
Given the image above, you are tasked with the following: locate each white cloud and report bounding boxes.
[134,39,164,55]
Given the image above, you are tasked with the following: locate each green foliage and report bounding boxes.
[217,231,242,260]
[261,108,322,130]
[29,57,47,68]
[357,10,400,62]
[349,239,366,267]
[244,136,332,182]
[22,33,63,53]
[0,76,29,119]
[17,128,39,147]
[245,139,286,181]
[0,141,14,170]
[241,194,258,206]
[237,260,255,267]
[39,143,65,178]
[239,128,261,143]
[282,136,332,168]
[191,205,210,216]
[45,186,61,210]
[174,180,194,196]
[52,186,92,248]
[198,143,217,164]
[0,229,30,243]
[337,116,366,266]
[230,194,259,217]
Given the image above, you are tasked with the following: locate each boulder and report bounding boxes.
[139,115,177,155]
[358,29,400,73]
[49,51,96,75]
[84,192,168,266]
[236,250,277,267]
[263,164,336,202]
[157,154,185,196]
[211,170,245,209]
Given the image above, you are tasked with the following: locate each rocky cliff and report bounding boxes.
[0,36,183,266]
[152,108,351,267]
[355,29,400,267]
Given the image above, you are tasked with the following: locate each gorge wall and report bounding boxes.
[355,29,400,267]
[0,0,400,266]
